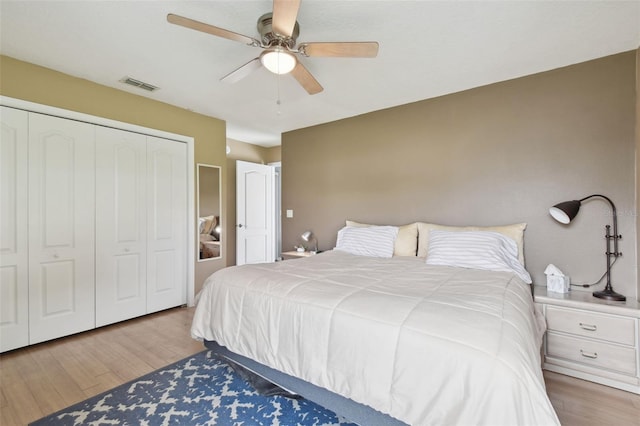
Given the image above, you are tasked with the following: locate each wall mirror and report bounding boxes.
[197,164,222,261]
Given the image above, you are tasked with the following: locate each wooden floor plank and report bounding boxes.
[0,361,45,425]
[82,371,125,398]
[1,306,637,425]
[543,370,640,425]
[64,342,111,388]
[19,349,77,414]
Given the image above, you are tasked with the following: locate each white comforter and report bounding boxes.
[192,251,559,426]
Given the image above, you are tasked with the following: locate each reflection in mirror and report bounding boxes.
[197,164,222,261]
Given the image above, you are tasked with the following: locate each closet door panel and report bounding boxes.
[0,107,29,351]
[146,136,187,313]
[95,127,147,327]
[28,113,95,344]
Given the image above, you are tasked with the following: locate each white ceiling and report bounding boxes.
[1,1,639,147]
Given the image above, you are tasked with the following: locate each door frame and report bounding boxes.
[0,96,197,306]
[268,162,282,260]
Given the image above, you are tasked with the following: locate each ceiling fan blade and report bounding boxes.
[221,58,262,84]
[299,42,379,58]
[272,0,301,38]
[167,13,260,46]
[290,62,323,95]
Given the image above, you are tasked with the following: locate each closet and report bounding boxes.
[0,105,188,352]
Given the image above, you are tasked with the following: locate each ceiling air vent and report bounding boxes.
[120,76,159,92]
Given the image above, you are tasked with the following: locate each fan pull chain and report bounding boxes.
[276,73,282,115]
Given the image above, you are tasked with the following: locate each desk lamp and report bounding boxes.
[301,231,318,253]
[549,194,625,301]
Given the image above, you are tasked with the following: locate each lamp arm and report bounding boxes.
[579,194,620,255]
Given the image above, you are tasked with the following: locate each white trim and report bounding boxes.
[1,96,192,143]
[1,95,196,307]
[186,138,195,307]
[269,162,282,259]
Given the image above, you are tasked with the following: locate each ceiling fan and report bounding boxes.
[167,0,379,95]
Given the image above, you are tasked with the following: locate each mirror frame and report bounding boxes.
[197,163,222,262]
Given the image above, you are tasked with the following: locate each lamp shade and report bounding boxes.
[301,231,313,242]
[260,48,296,74]
[549,200,581,224]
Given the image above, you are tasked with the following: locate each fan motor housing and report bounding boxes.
[257,13,299,48]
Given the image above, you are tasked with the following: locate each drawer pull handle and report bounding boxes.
[579,323,597,332]
[580,349,598,359]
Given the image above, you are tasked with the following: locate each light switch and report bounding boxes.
[286,209,293,218]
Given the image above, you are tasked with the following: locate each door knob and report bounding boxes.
[238,224,243,228]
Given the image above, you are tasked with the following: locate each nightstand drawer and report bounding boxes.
[546,305,635,346]
[547,332,637,376]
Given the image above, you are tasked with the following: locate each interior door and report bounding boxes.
[28,112,96,344]
[236,161,275,265]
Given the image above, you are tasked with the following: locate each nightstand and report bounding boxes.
[534,286,640,394]
[281,250,317,260]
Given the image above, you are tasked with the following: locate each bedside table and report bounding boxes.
[534,286,640,394]
[281,250,317,260]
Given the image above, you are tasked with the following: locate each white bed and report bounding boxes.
[192,248,560,425]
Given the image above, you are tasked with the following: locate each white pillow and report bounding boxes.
[346,220,418,256]
[417,222,527,265]
[425,230,532,283]
[335,226,399,258]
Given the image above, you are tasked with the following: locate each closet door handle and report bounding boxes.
[579,323,597,332]
[238,224,243,228]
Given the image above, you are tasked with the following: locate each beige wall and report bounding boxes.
[225,139,281,266]
[0,55,227,294]
[264,146,282,164]
[283,51,638,300]
[636,48,640,301]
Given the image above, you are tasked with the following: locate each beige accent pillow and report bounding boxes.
[346,220,418,256]
[417,222,527,265]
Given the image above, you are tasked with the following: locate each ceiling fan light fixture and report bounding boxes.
[260,48,296,74]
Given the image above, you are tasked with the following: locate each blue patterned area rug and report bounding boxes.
[30,350,357,425]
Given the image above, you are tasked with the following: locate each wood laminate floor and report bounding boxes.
[1,306,638,425]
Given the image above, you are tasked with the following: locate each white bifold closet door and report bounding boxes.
[95,129,187,325]
[28,113,96,344]
[146,136,187,313]
[95,127,147,327]
[0,107,29,352]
